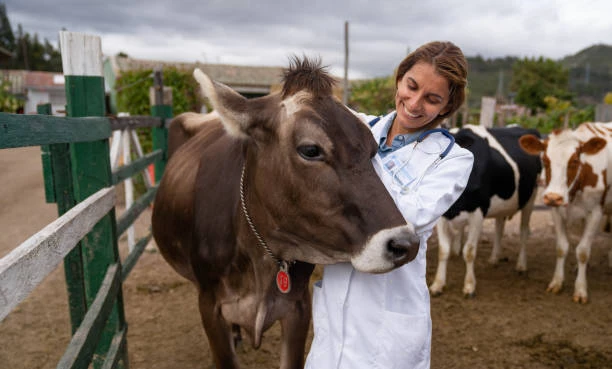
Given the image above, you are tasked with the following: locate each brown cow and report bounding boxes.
[151,57,420,369]
[519,122,612,303]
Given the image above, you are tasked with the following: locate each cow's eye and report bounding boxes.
[297,145,324,161]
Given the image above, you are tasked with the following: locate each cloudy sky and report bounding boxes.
[6,0,612,79]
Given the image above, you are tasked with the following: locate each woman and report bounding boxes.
[305,41,474,369]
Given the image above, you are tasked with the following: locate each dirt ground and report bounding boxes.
[1,146,611,369]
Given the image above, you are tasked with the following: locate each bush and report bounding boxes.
[506,96,594,133]
[115,67,200,115]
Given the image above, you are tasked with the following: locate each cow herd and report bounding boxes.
[151,58,611,369]
[429,121,611,304]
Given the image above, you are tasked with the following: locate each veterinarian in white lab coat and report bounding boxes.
[305,41,474,369]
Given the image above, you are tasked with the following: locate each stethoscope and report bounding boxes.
[369,116,456,193]
[387,128,455,193]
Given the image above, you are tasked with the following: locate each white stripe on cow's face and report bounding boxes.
[281,91,314,117]
[543,131,584,205]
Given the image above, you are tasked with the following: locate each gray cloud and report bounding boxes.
[6,0,612,79]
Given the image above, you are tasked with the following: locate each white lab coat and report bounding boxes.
[305,112,474,369]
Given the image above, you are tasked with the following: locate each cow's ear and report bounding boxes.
[519,134,546,155]
[581,137,607,155]
[193,68,251,139]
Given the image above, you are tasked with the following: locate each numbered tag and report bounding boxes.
[276,261,291,294]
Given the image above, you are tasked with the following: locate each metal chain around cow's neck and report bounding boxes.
[239,164,284,268]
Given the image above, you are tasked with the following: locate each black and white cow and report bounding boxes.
[429,124,542,297]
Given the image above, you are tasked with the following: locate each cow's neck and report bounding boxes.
[239,163,294,294]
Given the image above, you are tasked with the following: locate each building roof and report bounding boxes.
[24,71,65,91]
[1,70,64,95]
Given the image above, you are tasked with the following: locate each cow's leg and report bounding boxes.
[279,294,312,369]
[450,221,463,257]
[516,190,536,273]
[573,206,603,304]
[463,210,484,297]
[430,218,452,296]
[488,217,505,265]
[197,290,240,369]
[548,207,569,294]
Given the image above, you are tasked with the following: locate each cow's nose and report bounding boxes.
[386,235,420,266]
[543,193,564,207]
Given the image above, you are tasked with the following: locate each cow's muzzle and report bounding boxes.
[351,224,420,273]
[543,192,565,207]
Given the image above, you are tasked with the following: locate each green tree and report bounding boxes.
[348,76,395,116]
[0,3,62,73]
[0,3,15,52]
[510,57,572,113]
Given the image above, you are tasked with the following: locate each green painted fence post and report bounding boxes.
[150,67,172,183]
[38,103,90,335]
[59,31,128,369]
[39,103,56,203]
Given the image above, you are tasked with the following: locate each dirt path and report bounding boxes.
[1,146,611,369]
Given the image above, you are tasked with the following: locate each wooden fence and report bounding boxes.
[0,31,172,369]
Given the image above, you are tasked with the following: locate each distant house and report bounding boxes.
[0,69,66,115]
[103,55,286,114]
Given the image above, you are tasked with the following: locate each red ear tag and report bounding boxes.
[276,261,291,294]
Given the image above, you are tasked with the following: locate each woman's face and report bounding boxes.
[394,61,450,134]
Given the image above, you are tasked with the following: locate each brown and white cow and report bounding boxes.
[151,57,419,369]
[520,122,612,303]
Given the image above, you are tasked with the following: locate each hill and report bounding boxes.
[465,43,612,108]
[561,43,612,105]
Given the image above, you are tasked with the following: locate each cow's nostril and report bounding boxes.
[387,240,405,257]
[386,237,419,265]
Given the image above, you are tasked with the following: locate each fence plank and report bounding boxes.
[100,328,128,369]
[111,149,162,185]
[0,187,115,321]
[0,113,110,149]
[116,186,157,237]
[56,264,122,369]
[122,233,152,281]
[108,116,162,130]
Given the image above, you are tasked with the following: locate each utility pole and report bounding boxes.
[343,21,349,105]
[496,69,504,101]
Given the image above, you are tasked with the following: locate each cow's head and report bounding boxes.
[193,57,419,273]
[519,130,607,206]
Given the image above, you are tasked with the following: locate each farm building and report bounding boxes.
[0,69,66,115]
